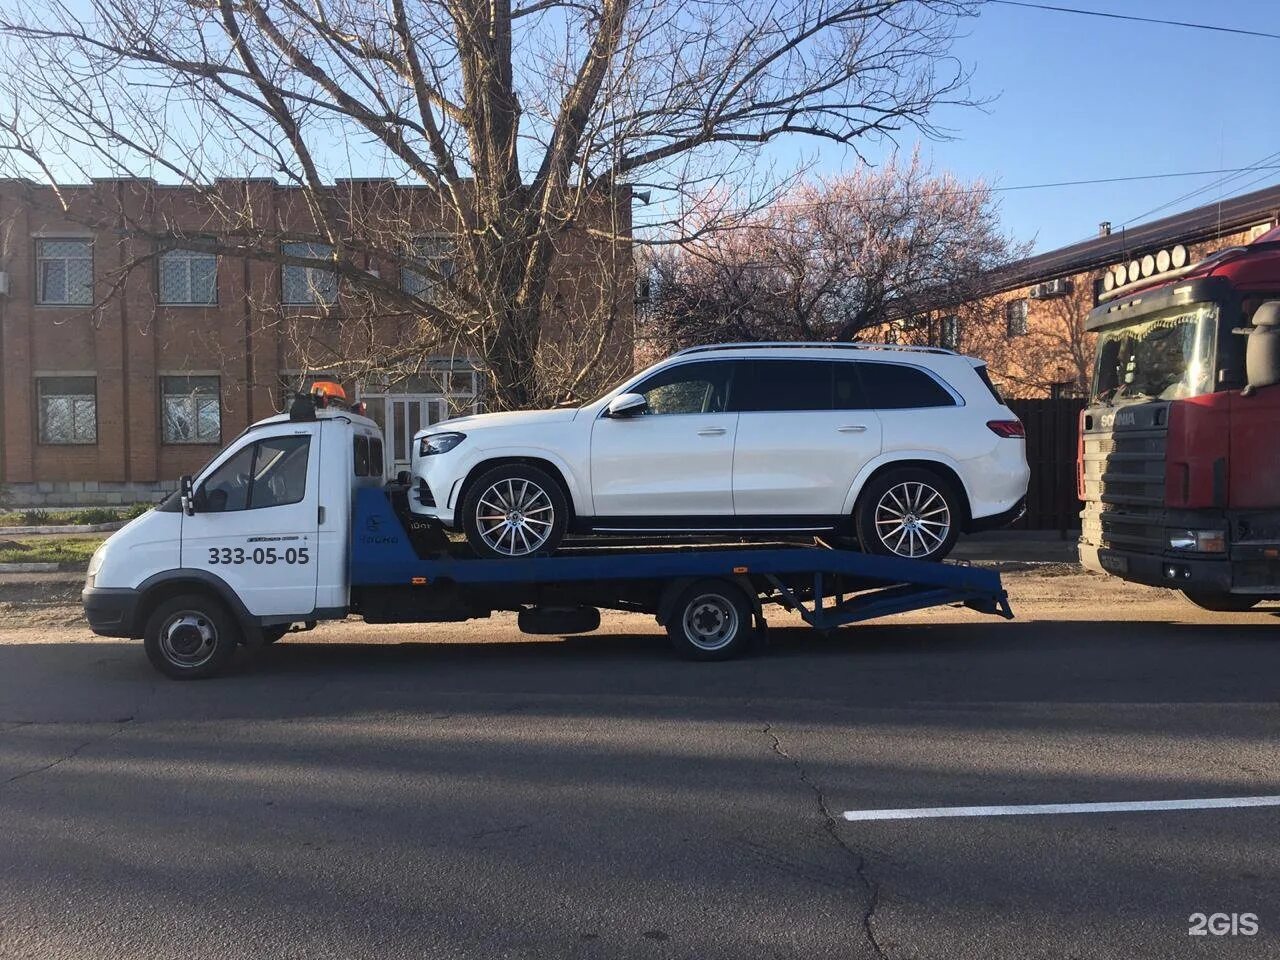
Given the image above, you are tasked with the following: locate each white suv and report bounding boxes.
[410,343,1030,560]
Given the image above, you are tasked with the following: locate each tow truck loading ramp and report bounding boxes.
[350,488,1013,638]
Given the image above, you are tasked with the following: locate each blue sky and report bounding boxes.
[800,0,1280,253]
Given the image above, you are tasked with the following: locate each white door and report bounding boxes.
[589,359,737,518]
[730,359,882,517]
[180,426,321,617]
[383,397,445,475]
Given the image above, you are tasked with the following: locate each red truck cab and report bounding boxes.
[1078,231,1280,609]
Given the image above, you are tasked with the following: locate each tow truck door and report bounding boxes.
[180,424,322,617]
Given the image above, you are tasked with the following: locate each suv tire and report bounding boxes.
[856,467,961,562]
[462,463,569,559]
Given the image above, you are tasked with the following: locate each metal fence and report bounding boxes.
[1006,397,1085,532]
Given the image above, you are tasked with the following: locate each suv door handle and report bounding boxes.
[698,427,727,436]
[838,425,868,433]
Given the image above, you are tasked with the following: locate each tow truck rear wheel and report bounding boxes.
[1180,590,1261,612]
[667,579,755,661]
[143,593,240,680]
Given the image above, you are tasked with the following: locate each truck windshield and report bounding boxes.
[1091,302,1217,404]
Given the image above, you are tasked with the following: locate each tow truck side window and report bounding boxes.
[198,435,311,512]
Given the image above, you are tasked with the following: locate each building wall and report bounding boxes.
[0,179,633,505]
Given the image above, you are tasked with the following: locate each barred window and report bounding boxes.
[38,376,97,444]
[37,239,93,305]
[1006,299,1029,337]
[159,248,217,304]
[281,242,337,305]
[162,376,221,444]
[402,234,456,300]
[939,315,960,350]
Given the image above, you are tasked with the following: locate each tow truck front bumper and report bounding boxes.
[82,586,142,638]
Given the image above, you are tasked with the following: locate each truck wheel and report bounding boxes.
[855,467,960,562]
[1180,591,1261,612]
[667,579,755,661]
[462,463,568,559]
[143,593,241,680]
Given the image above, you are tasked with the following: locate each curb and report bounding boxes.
[0,562,63,573]
[0,521,127,535]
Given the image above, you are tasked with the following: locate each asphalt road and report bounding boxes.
[1,571,1278,959]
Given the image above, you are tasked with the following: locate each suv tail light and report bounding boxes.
[986,419,1024,438]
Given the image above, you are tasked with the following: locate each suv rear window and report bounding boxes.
[973,364,1004,404]
[856,362,956,409]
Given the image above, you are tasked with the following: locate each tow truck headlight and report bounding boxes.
[1168,529,1226,552]
[418,432,466,457]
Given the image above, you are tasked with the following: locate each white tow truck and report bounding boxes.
[83,384,1013,679]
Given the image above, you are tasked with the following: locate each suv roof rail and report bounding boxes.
[670,341,957,358]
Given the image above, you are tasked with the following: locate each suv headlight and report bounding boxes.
[418,432,466,457]
[1168,529,1226,552]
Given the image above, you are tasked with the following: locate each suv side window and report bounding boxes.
[731,360,833,412]
[856,362,956,409]
[833,361,870,409]
[198,434,311,511]
[632,360,732,415]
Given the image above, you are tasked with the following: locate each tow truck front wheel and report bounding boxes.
[667,579,755,661]
[144,594,240,680]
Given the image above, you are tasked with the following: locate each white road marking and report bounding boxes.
[841,796,1280,822]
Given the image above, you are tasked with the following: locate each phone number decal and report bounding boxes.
[208,546,310,565]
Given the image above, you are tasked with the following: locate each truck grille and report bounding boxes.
[1080,403,1169,554]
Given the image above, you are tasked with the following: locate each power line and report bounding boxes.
[987,1,1280,40]
[633,166,1280,226]
[1119,151,1280,226]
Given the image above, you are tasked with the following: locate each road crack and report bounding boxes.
[3,717,134,788]
[764,723,886,960]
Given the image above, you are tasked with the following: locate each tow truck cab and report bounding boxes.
[82,386,384,643]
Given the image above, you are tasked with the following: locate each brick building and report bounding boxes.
[0,179,632,506]
[892,184,1280,399]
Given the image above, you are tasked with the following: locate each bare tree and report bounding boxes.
[0,0,978,409]
[642,152,1023,352]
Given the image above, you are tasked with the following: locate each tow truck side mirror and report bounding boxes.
[1244,301,1280,395]
[180,474,196,516]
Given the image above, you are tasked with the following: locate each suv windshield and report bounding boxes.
[1091,302,1217,404]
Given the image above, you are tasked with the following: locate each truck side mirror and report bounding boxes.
[180,474,196,516]
[605,393,647,418]
[1245,301,1280,395]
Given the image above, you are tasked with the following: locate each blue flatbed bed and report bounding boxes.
[348,490,1012,653]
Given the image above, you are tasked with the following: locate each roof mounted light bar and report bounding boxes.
[671,341,956,358]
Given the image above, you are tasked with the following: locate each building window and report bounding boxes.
[159,248,217,304]
[281,242,337,305]
[161,375,221,444]
[36,239,93,305]
[38,376,97,444]
[939,315,960,350]
[1006,299,1029,337]
[402,235,456,300]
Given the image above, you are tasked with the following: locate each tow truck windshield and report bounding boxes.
[1091,302,1217,404]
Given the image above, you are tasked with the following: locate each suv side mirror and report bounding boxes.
[1245,300,1280,395]
[180,475,197,516]
[605,393,647,418]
